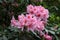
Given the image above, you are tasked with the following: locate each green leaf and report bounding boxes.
[2,35,8,40]
[45,28,48,33]
[48,30,55,35]
[31,31,41,39]
[15,38,18,40]
[0,0,2,3]
[54,35,59,40]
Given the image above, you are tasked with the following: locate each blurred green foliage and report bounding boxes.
[0,0,60,40]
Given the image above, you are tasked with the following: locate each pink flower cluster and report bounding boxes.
[44,34,52,40]
[11,4,52,40]
[11,4,49,31]
[27,4,49,22]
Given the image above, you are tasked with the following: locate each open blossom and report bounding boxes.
[36,21,45,31]
[10,4,51,39]
[25,14,37,31]
[11,16,21,28]
[27,4,34,14]
[10,4,52,40]
[11,4,49,32]
[27,5,49,21]
[18,14,25,26]
[44,34,52,40]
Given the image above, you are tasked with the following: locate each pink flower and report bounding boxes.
[25,14,37,31]
[44,34,52,40]
[27,5,49,22]
[36,21,45,31]
[27,4,34,14]
[18,14,25,26]
[41,9,49,19]
[11,4,49,32]
[11,16,17,26]
[33,6,38,14]
[11,16,21,28]
[39,5,45,12]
